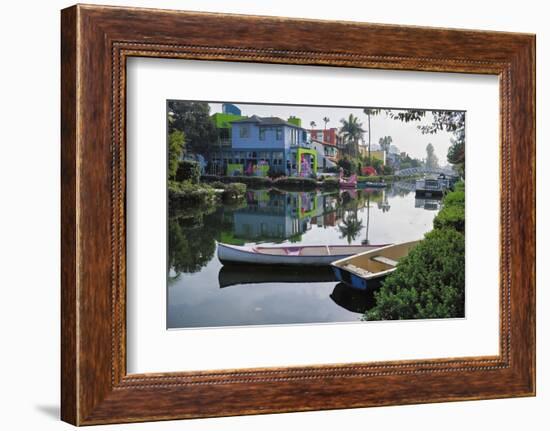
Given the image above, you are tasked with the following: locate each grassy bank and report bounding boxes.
[363,181,466,321]
[201,173,411,191]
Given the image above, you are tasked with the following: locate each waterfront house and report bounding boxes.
[309,128,344,147]
[210,114,317,177]
[310,138,339,171]
[359,146,386,164]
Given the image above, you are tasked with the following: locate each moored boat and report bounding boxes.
[357,181,386,189]
[339,174,357,188]
[217,242,390,266]
[331,240,421,290]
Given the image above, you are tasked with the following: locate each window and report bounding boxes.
[239,125,250,138]
[276,127,283,140]
[259,128,265,140]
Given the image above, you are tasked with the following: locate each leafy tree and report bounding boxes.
[398,152,422,169]
[167,101,218,157]
[337,157,357,176]
[447,136,465,176]
[339,114,365,158]
[425,143,439,169]
[175,160,200,184]
[168,130,185,181]
[363,108,382,160]
[382,165,394,175]
[388,109,465,174]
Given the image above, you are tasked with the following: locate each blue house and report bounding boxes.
[211,114,317,176]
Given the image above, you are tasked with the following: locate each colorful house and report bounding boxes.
[311,139,338,171]
[211,114,317,177]
[309,128,344,147]
[359,147,386,164]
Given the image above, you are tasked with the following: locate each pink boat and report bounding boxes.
[339,173,357,188]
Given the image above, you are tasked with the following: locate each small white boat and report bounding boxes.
[217,242,390,266]
[331,240,421,290]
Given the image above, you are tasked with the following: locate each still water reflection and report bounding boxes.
[168,185,441,328]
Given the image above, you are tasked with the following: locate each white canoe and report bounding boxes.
[217,242,390,266]
[331,240,421,289]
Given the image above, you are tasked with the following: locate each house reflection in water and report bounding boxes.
[233,190,341,242]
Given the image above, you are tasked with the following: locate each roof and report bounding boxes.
[311,138,337,147]
[230,115,304,129]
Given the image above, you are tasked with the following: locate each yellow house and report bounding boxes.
[359,147,386,164]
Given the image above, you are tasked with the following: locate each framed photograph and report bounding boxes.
[61,4,535,425]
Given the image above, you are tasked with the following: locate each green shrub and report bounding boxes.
[268,166,285,179]
[364,228,465,321]
[176,160,200,184]
[210,181,226,189]
[201,174,221,183]
[433,188,465,233]
[358,175,382,183]
[320,177,339,189]
[356,175,396,183]
[221,175,272,188]
[273,177,318,190]
[433,204,465,233]
[169,180,217,206]
[453,180,465,192]
[221,182,247,201]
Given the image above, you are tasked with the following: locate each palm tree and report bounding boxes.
[338,212,364,244]
[323,116,330,130]
[310,120,317,129]
[339,114,365,158]
[363,108,381,160]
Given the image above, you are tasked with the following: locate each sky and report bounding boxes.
[208,102,457,164]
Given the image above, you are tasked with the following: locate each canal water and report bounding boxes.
[167,185,441,329]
